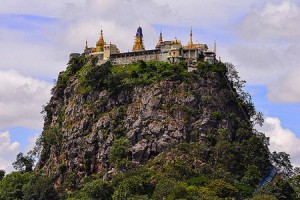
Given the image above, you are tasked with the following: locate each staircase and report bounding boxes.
[258,167,277,188]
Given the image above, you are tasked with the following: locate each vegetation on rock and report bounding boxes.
[0,55,299,199]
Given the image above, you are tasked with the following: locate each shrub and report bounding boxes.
[187,176,210,186]
[251,194,278,200]
[22,173,59,200]
[109,138,129,169]
[0,170,4,181]
[208,179,238,198]
[152,178,188,200]
[113,175,152,200]
[212,111,222,121]
[0,172,31,200]
[81,179,113,200]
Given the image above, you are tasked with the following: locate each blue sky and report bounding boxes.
[0,0,300,172]
[246,85,300,134]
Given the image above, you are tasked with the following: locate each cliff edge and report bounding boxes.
[36,56,271,198]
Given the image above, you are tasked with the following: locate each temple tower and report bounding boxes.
[187,27,194,48]
[156,30,163,48]
[96,29,105,52]
[84,39,88,51]
[133,26,145,52]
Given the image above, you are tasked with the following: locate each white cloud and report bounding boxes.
[268,68,300,103]
[56,0,174,52]
[258,117,300,167]
[239,0,300,41]
[0,131,20,172]
[0,0,175,78]
[0,70,52,129]
[25,133,40,153]
[221,0,300,102]
[153,0,265,28]
[0,0,86,18]
[224,44,288,84]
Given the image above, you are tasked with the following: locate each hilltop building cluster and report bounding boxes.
[82,26,218,65]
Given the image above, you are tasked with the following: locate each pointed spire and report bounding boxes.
[100,29,103,40]
[159,29,163,42]
[156,29,163,48]
[96,28,105,52]
[85,38,88,50]
[214,40,217,54]
[133,26,145,52]
[188,27,194,48]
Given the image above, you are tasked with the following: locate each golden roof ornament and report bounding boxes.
[133,26,145,52]
[156,30,163,47]
[187,27,194,48]
[96,29,105,52]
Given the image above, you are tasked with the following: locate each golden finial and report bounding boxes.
[156,29,163,47]
[96,28,105,52]
[100,29,103,39]
[188,27,193,47]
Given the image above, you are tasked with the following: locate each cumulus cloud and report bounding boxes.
[153,0,266,27]
[0,70,52,129]
[268,68,300,103]
[0,0,177,78]
[55,0,176,52]
[222,0,300,102]
[258,117,300,167]
[225,44,288,84]
[0,0,85,18]
[25,133,40,153]
[239,0,300,41]
[0,131,20,172]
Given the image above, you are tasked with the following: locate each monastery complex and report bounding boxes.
[80,26,218,65]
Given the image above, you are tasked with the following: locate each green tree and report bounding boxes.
[208,179,238,198]
[257,177,297,200]
[242,165,262,187]
[80,179,113,200]
[251,194,278,200]
[152,178,189,200]
[12,152,34,173]
[22,173,59,200]
[0,172,31,200]
[113,174,154,200]
[109,138,129,169]
[271,152,293,178]
[289,173,300,195]
[0,170,5,181]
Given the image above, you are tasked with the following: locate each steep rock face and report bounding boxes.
[37,60,249,184]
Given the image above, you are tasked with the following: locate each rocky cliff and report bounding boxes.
[37,56,270,190]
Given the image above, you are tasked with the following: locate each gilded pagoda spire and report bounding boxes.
[96,29,105,52]
[156,30,163,48]
[133,26,145,52]
[187,27,194,48]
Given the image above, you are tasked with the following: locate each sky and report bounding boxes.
[0,0,300,172]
